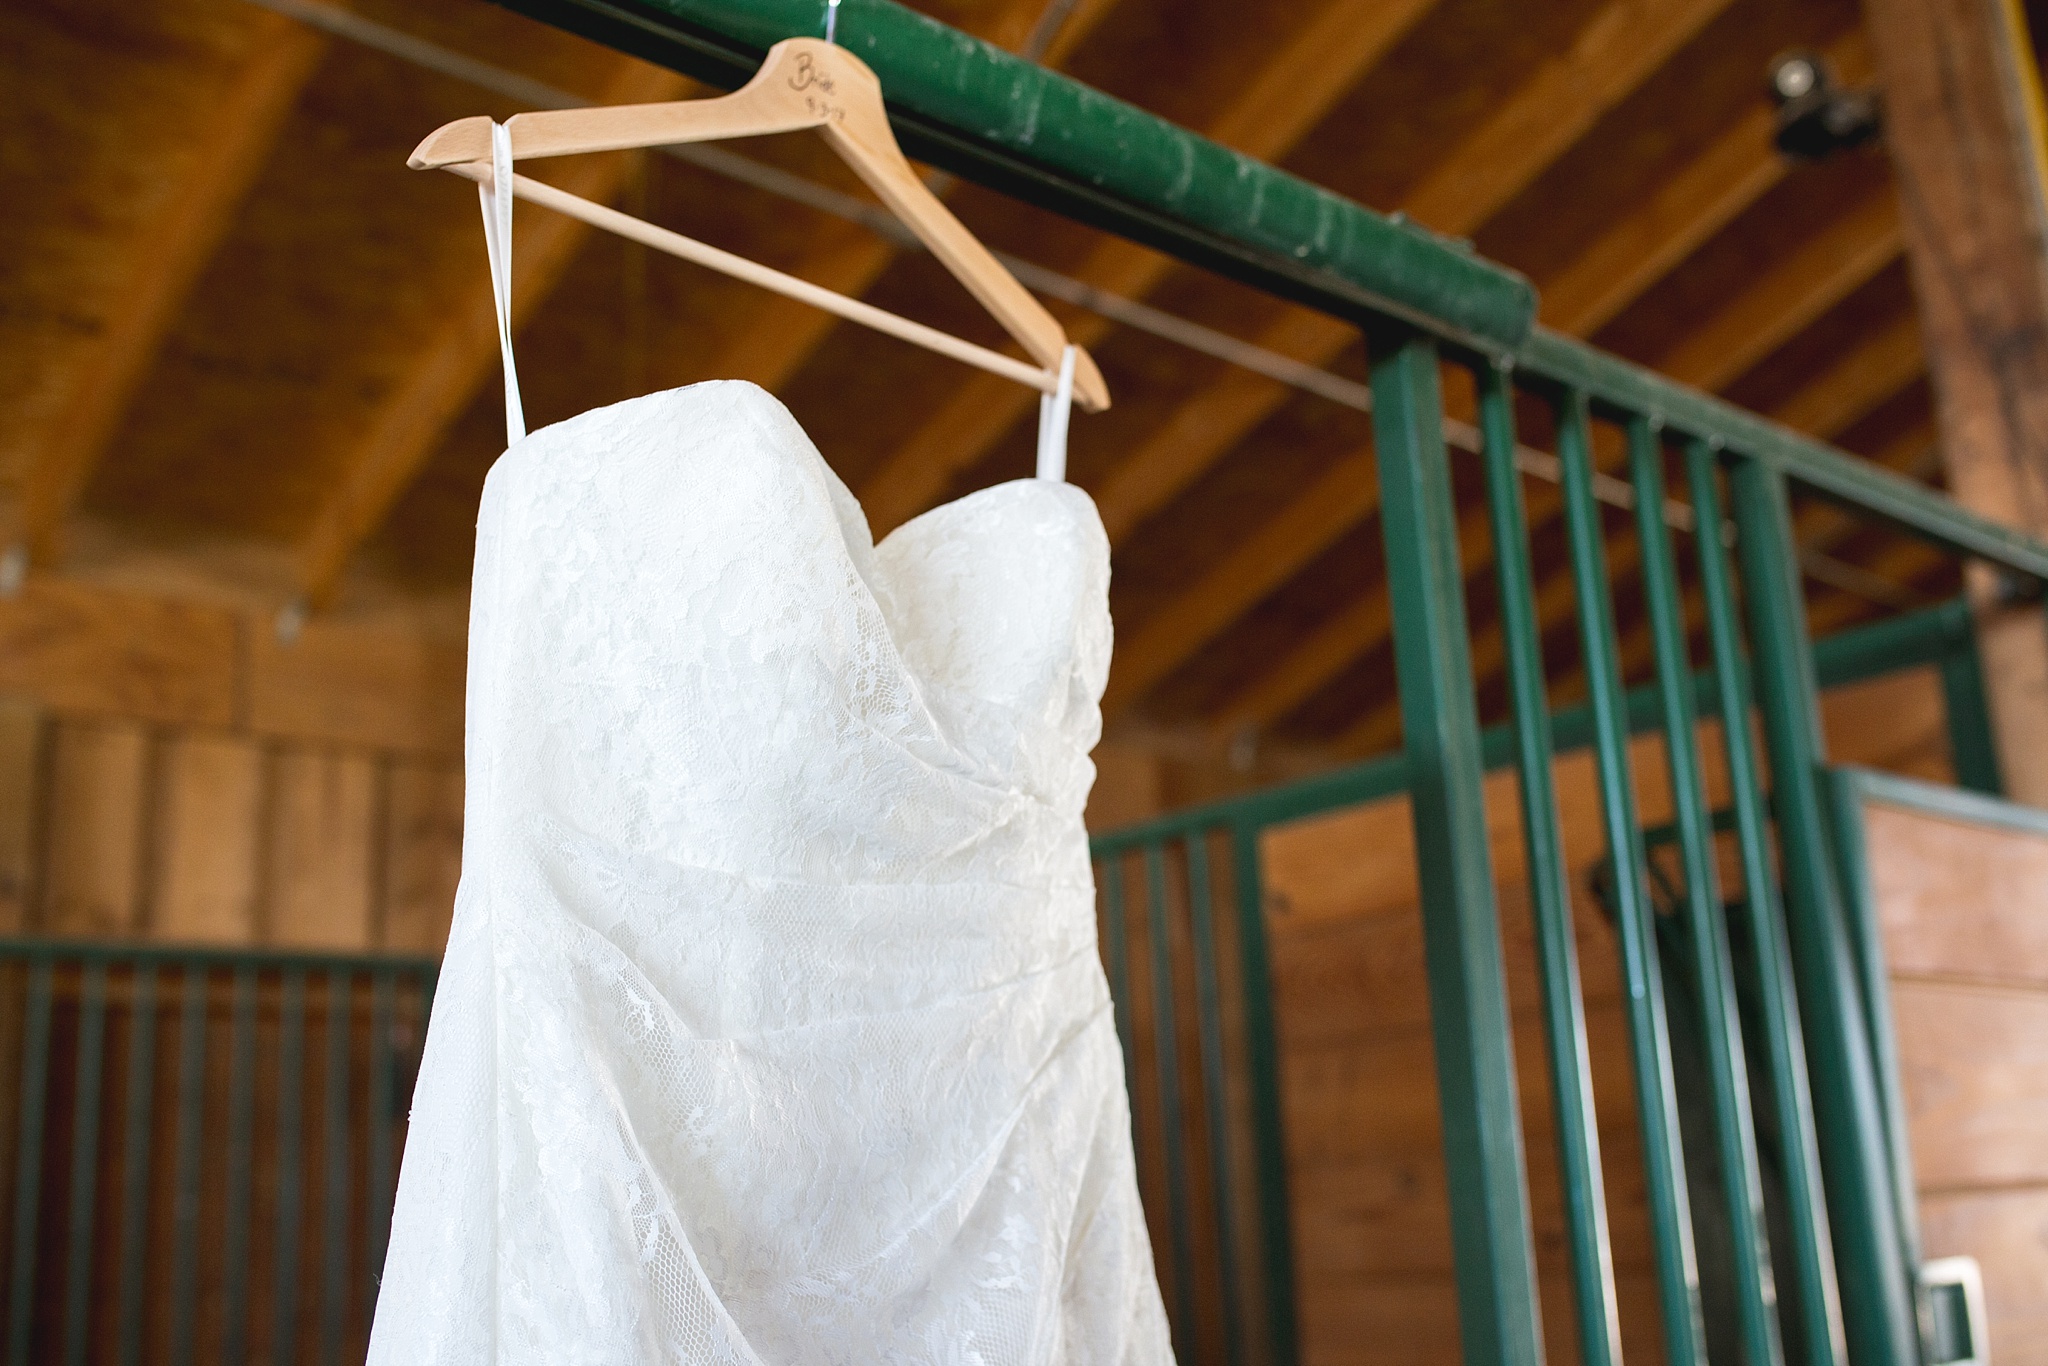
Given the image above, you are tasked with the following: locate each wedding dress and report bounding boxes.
[367,126,1171,1366]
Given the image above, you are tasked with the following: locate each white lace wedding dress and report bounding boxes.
[366,379,1172,1364]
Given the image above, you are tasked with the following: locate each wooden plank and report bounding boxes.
[152,732,265,945]
[0,698,42,933]
[855,0,1440,535]
[40,719,151,936]
[1768,314,1924,439]
[248,616,464,759]
[1894,978,2048,1191]
[1862,0,2048,803]
[1867,797,2048,986]
[292,59,689,608]
[265,748,380,949]
[11,12,328,566]
[381,760,463,956]
[1542,27,1874,336]
[0,579,236,729]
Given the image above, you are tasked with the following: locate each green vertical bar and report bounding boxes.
[220,967,258,1366]
[5,957,54,1366]
[1099,858,1137,1087]
[366,970,395,1306]
[1230,822,1299,1366]
[167,965,209,1366]
[114,965,158,1366]
[1372,330,1542,1366]
[1477,364,1621,1366]
[1685,441,1847,1366]
[62,961,109,1366]
[1936,624,2003,796]
[1556,390,1706,1366]
[318,972,351,1366]
[1630,419,1783,1366]
[272,970,306,1366]
[1182,833,1245,1366]
[1143,843,1198,1354]
[1728,457,1919,1366]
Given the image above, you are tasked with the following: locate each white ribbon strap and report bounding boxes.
[1035,344,1079,483]
[478,120,526,446]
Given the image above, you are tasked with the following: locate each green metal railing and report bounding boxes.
[0,942,435,1366]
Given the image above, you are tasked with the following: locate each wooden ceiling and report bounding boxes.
[0,0,1969,782]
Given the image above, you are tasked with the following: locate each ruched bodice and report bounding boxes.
[369,381,1171,1364]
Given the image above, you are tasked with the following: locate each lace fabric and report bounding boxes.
[367,381,1172,1364]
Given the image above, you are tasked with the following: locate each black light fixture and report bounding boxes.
[1768,49,1882,159]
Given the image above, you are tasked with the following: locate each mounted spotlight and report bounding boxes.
[1769,49,1882,159]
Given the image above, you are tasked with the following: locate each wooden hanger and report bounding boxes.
[410,37,1109,412]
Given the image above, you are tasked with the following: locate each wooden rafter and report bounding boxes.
[853,0,1441,535]
[1542,28,1874,337]
[292,59,688,609]
[12,12,328,567]
[1089,0,1737,549]
[695,0,1119,397]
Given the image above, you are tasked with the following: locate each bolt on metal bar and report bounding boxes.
[1182,833,1246,1366]
[1229,822,1299,1366]
[1373,331,1544,1366]
[1476,365,1621,1366]
[273,969,308,1366]
[1142,843,1199,1354]
[62,961,108,1366]
[221,967,260,1366]
[1556,390,1707,1366]
[167,965,209,1366]
[114,965,159,1366]
[5,957,54,1366]
[1728,458,1921,1366]
[318,971,353,1366]
[1631,421,1784,1366]
[1683,441,1847,1366]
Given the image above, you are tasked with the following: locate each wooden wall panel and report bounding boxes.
[1869,802,2048,987]
[152,732,264,943]
[40,719,151,935]
[249,619,464,759]
[0,698,42,932]
[265,748,381,948]
[1894,980,2048,1192]
[382,759,463,956]
[0,580,236,728]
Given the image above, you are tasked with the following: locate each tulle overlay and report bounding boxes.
[368,382,1172,1364]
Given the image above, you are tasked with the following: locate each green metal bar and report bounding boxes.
[1182,833,1245,1366]
[1685,441,1847,1366]
[0,940,437,976]
[1819,771,1923,1304]
[221,966,259,1366]
[5,957,54,1366]
[366,970,396,1305]
[114,965,158,1366]
[1229,822,1298,1366]
[1556,390,1705,1366]
[1089,599,1978,858]
[1098,857,1136,1087]
[1728,457,1920,1366]
[318,971,352,1366]
[1522,330,2048,580]
[62,961,108,1366]
[167,965,209,1366]
[1935,623,2003,795]
[1142,843,1198,1353]
[1373,329,1542,1366]
[1478,363,1620,1366]
[273,970,307,1366]
[1631,421,1782,1366]
[494,0,1538,349]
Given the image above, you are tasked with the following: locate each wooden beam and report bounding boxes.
[293,60,688,607]
[1769,314,1923,439]
[1099,453,1376,717]
[1090,0,1738,547]
[1657,192,1904,392]
[855,0,1440,535]
[1541,28,1873,337]
[1863,0,2048,802]
[12,13,327,566]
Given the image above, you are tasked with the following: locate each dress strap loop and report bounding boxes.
[1034,345,1078,483]
[479,121,526,446]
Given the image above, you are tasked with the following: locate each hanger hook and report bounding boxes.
[823,0,841,45]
